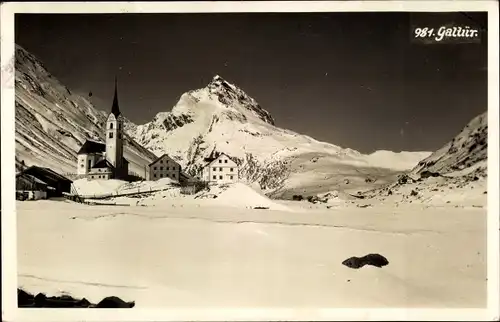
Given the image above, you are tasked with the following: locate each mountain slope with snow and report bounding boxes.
[358,111,488,204]
[130,75,430,197]
[410,111,487,178]
[15,45,156,176]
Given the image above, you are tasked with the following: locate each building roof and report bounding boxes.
[77,140,105,155]
[202,152,237,168]
[21,166,73,184]
[16,173,48,186]
[92,159,115,169]
[148,154,180,167]
[110,76,121,117]
[90,157,127,169]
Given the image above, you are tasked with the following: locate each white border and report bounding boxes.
[1,1,499,321]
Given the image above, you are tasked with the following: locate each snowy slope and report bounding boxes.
[359,111,488,203]
[15,45,156,176]
[410,111,487,178]
[130,75,430,196]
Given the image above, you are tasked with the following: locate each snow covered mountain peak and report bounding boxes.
[131,76,432,195]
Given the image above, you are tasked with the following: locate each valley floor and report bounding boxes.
[17,195,487,308]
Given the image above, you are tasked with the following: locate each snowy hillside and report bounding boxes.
[130,75,430,196]
[359,111,488,202]
[15,44,156,176]
[410,111,487,178]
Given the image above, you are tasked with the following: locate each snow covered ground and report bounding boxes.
[72,178,177,197]
[16,182,487,308]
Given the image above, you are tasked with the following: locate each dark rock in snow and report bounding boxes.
[96,296,135,308]
[342,254,389,269]
[17,288,134,308]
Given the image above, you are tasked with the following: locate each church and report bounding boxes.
[76,78,129,180]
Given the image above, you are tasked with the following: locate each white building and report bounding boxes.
[76,77,129,180]
[147,154,181,181]
[201,152,239,184]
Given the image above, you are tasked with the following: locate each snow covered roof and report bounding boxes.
[77,140,105,155]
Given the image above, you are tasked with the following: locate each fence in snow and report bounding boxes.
[77,186,175,200]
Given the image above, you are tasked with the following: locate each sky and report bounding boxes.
[15,11,487,153]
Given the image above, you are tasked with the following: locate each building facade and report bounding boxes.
[201,153,239,184]
[147,154,181,181]
[87,159,117,180]
[76,77,129,180]
[77,140,106,175]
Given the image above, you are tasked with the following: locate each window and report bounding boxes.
[160,160,163,164]
[230,176,234,180]
[219,167,222,171]
[173,174,176,178]
[154,167,157,170]
[110,123,113,129]
[154,174,156,178]
[160,174,163,178]
[118,133,122,139]
[213,175,216,179]
[109,132,113,139]
[167,167,170,170]
[219,160,222,163]
[88,160,91,168]
[219,176,223,179]
[224,160,228,163]
[118,123,120,129]
[160,167,163,170]
[213,167,216,171]
[80,163,84,168]
[230,168,233,172]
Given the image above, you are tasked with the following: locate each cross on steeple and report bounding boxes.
[111,76,121,117]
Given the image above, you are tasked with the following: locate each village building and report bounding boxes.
[76,77,129,180]
[147,154,181,181]
[200,152,239,184]
[16,172,50,200]
[18,165,74,198]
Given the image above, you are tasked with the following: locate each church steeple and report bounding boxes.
[111,76,121,117]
